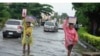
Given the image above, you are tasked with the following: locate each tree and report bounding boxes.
[9,3,29,19]
[60,13,68,19]
[41,4,53,15]
[29,3,53,19]
[52,12,60,19]
[72,3,100,36]
[9,3,53,19]
[0,3,10,28]
[0,3,10,18]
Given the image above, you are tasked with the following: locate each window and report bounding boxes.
[45,22,54,26]
[6,21,20,25]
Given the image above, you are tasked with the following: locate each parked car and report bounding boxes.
[2,19,23,38]
[44,21,58,32]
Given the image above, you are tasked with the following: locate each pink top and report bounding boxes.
[63,20,78,48]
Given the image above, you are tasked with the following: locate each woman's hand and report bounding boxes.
[66,17,69,22]
[26,33,31,37]
[73,38,78,45]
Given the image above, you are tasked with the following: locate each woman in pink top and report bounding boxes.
[63,17,78,56]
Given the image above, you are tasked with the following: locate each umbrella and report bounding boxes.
[25,16,36,23]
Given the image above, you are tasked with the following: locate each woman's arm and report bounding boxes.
[26,27,32,37]
[63,19,69,42]
[73,30,78,44]
[63,19,69,31]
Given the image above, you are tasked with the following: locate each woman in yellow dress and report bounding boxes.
[22,21,33,55]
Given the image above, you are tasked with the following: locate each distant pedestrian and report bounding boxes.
[63,17,78,56]
[22,21,33,55]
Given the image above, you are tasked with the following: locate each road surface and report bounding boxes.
[0,26,85,56]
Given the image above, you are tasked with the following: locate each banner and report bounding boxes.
[22,9,27,17]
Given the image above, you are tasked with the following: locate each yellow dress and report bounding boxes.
[22,19,33,45]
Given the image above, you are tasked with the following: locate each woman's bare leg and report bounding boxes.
[68,50,71,56]
[27,44,30,55]
[23,44,26,54]
[67,45,73,56]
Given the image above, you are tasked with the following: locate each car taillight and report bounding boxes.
[18,26,22,29]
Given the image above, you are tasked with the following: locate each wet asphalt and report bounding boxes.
[0,26,84,56]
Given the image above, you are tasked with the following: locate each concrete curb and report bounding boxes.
[78,39,100,52]
[78,40,87,49]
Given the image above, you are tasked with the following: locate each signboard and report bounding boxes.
[68,17,77,24]
[22,9,27,17]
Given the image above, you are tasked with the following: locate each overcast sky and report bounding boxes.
[41,3,76,16]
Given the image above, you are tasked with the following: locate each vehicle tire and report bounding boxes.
[56,29,58,32]
[3,34,7,38]
[44,30,46,32]
[17,34,22,38]
[55,29,58,32]
[20,34,22,37]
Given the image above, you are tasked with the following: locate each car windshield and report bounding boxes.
[6,21,20,25]
[45,22,54,26]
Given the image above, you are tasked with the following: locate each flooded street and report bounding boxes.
[0,26,83,56]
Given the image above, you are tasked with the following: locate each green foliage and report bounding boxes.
[0,3,10,18]
[0,3,10,27]
[41,4,53,15]
[73,3,100,35]
[60,13,68,19]
[51,12,60,19]
[78,27,100,50]
[72,3,88,26]
[0,3,53,19]
[0,3,53,27]
[51,12,68,22]
[9,3,29,19]
[72,3,100,25]
[9,3,53,19]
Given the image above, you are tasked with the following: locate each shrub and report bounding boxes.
[78,27,100,50]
